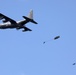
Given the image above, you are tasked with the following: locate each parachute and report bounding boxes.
[54,36,60,40]
[43,36,60,44]
[73,63,76,65]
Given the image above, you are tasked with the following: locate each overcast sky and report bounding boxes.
[0,0,76,75]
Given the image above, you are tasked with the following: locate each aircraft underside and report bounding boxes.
[0,25,17,29]
[0,24,32,32]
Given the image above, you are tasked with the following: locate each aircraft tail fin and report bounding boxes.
[28,9,33,19]
[23,10,38,24]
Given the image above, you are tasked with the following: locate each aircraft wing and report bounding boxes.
[0,13,16,24]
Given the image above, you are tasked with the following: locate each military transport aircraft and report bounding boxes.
[0,10,37,32]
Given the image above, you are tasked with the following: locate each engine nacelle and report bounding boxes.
[22,29,26,32]
[2,19,8,23]
[16,27,22,30]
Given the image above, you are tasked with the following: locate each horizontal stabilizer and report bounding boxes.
[23,16,38,24]
[23,10,38,24]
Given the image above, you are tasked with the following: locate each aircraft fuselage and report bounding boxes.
[0,20,27,29]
